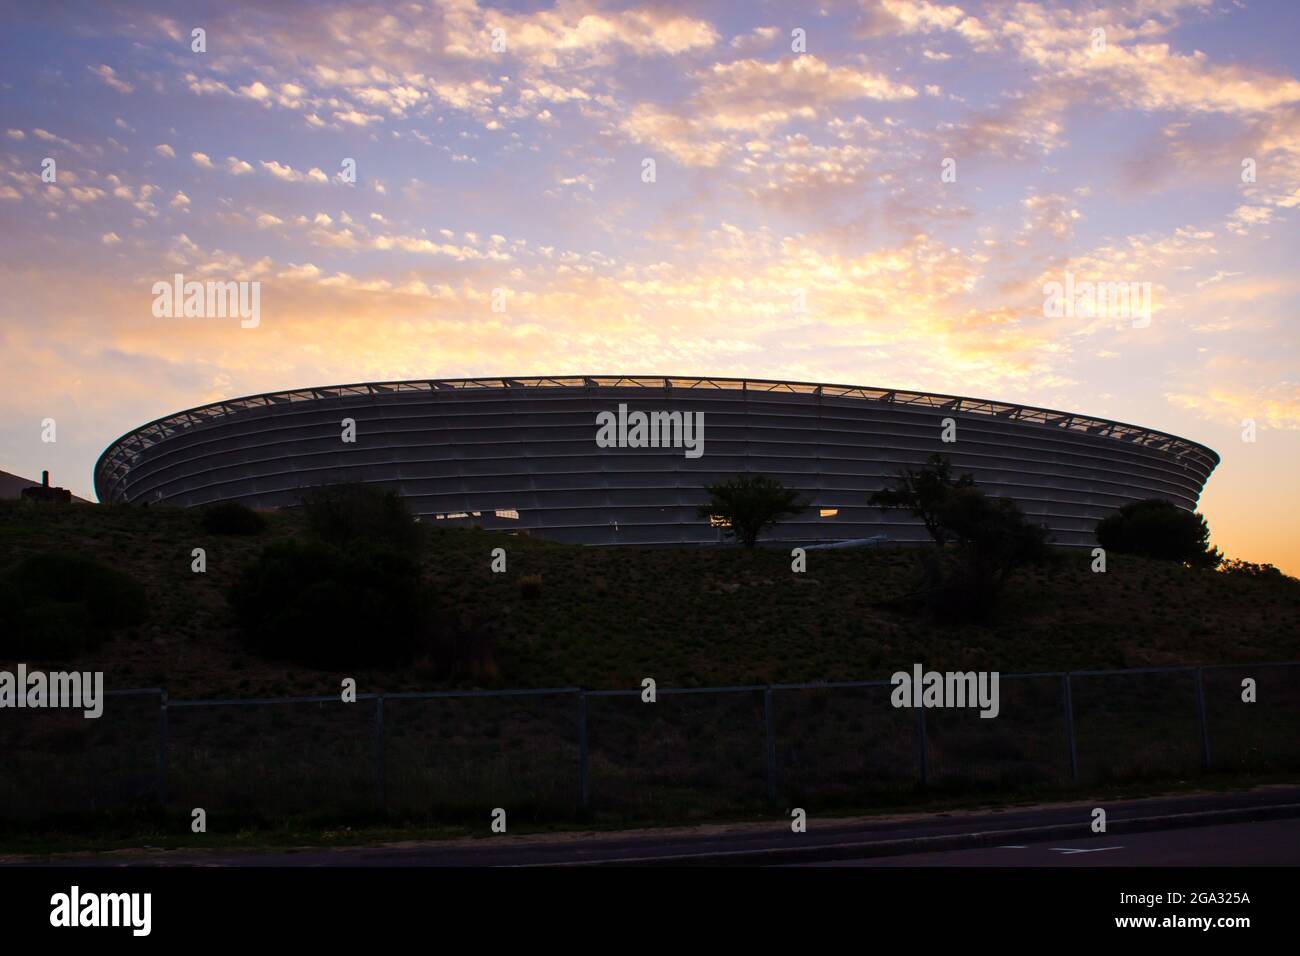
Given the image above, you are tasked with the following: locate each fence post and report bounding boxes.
[1194,667,1211,770]
[374,695,386,814]
[1062,674,1078,784]
[916,706,929,787]
[577,691,589,812]
[763,687,776,803]
[156,690,168,806]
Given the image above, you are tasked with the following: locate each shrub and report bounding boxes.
[869,453,976,545]
[1095,499,1220,567]
[200,500,267,535]
[938,488,1052,577]
[0,553,148,659]
[872,464,1052,624]
[300,483,423,557]
[228,539,426,669]
[6,552,148,629]
[6,600,94,659]
[1218,558,1289,580]
[697,474,807,548]
[519,574,543,600]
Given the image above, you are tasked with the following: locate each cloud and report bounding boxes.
[947,82,1073,158]
[1226,204,1273,235]
[32,128,75,147]
[875,0,993,46]
[620,104,730,167]
[260,160,329,183]
[88,64,133,94]
[729,26,780,54]
[474,4,718,65]
[623,56,918,165]
[1168,382,1300,430]
[1020,191,1082,241]
[738,135,882,203]
[239,80,272,102]
[693,56,917,131]
[333,108,383,126]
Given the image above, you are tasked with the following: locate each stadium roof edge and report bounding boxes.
[93,374,1220,503]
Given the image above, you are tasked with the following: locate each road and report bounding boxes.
[794,817,1300,866]
[11,784,1300,867]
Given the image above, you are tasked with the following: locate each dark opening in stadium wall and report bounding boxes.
[94,375,1219,548]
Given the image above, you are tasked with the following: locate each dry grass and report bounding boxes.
[2,498,1298,700]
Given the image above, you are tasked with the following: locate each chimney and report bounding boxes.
[42,470,49,488]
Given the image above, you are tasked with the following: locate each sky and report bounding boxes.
[0,0,1297,572]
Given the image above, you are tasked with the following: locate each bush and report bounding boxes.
[697,474,807,548]
[7,600,93,659]
[869,453,975,545]
[869,454,1052,623]
[228,539,427,668]
[200,500,267,535]
[519,574,543,600]
[1095,499,1220,567]
[1218,558,1289,580]
[0,553,148,659]
[300,484,423,556]
[919,490,1052,624]
[5,553,148,629]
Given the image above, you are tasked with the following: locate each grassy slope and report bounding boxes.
[2,499,1298,699]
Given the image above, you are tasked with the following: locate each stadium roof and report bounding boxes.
[96,375,1220,501]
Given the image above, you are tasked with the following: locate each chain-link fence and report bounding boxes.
[2,662,1297,824]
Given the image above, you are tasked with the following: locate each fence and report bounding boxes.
[2,662,1298,825]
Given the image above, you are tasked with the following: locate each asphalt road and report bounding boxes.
[794,817,1300,866]
[16,784,1300,867]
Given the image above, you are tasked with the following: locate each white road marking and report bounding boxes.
[1049,846,1124,854]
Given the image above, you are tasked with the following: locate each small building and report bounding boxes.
[19,471,74,504]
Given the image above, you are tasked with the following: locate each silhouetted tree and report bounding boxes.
[1217,558,1288,579]
[870,455,1052,623]
[0,553,147,658]
[698,474,807,549]
[300,483,424,557]
[229,539,426,668]
[200,500,267,535]
[1095,498,1221,568]
[869,453,975,545]
[930,487,1052,621]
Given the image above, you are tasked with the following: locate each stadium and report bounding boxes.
[94,375,1219,548]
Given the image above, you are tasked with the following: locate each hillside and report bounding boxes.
[1,499,1298,700]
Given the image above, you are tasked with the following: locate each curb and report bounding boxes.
[534,801,1300,866]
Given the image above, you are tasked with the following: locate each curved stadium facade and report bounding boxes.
[95,375,1219,548]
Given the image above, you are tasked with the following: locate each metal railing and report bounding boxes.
[2,662,1297,823]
